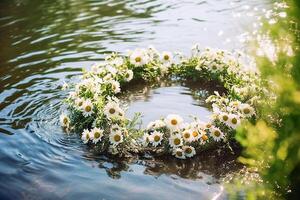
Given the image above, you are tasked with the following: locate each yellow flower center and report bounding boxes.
[85,105,91,112]
[109,108,116,114]
[185,147,192,154]
[94,132,101,139]
[63,117,68,124]
[231,118,237,124]
[222,115,228,121]
[174,138,181,145]
[243,108,250,114]
[154,135,161,142]
[164,54,169,60]
[192,131,198,137]
[86,134,89,140]
[135,56,141,62]
[206,124,212,128]
[214,130,221,137]
[176,151,183,157]
[201,134,208,141]
[114,134,121,142]
[171,119,178,125]
[184,132,190,139]
[78,101,83,106]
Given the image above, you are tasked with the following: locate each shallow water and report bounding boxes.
[0,0,270,199]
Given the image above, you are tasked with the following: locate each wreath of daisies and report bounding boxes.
[60,44,262,159]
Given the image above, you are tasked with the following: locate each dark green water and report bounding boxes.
[0,0,270,199]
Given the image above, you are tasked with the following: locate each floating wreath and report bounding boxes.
[60,45,262,159]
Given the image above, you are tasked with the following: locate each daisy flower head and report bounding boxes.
[109,80,121,94]
[219,112,229,123]
[169,134,183,148]
[227,114,241,129]
[210,127,224,142]
[165,114,183,131]
[124,69,134,82]
[161,51,173,64]
[182,129,193,143]
[141,133,151,147]
[149,131,163,147]
[182,145,196,158]
[191,129,201,141]
[172,148,186,159]
[239,103,255,117]
[200,133,209,145]
[75,97,84,108]
[130,49,149,67]
[146,120,165,130]
[60,113,70,128]
[104,101,120,119]
[82,99,93,117]
[109,131,123,146]
[81,129,91,144]
[91,127,104,144]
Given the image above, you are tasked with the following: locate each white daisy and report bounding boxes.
[219,112,230,123]
[210,127,224,142]
[130,50,149,66]
[191,129,201,141]
[81,129,91,144]
[227,114,241,129]
[110,80,121,94]
[239,103,255,117]
[182,129,193,143]
[104,101,120,119]
[172,148,186,159]
[164,114,183,130]
[169,134,183,148]
[182,145,196,158]
[60,113,70,128]
[146,120,165,130]
[91,127,104,144]
[200,133,209,145]
[82,99,93,117]
[75,97,84,108]
[109,131,123,146]
[124,69,134,82]
[110,57,124,67]
[141,133,150,147]
[149,131,163,147]
[161,51,173,64]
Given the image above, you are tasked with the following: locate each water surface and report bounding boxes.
[0,0,270,199]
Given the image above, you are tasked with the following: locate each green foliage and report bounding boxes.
[234,1,300,199]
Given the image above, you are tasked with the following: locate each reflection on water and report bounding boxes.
[0,0,270,199]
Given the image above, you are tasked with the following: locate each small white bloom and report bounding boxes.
[191,129,201,141]
[146,120,165,130]
[110,80,121,94]
[200,133,209,145]
[164,114,183,130]
[239,103,255,117]
[182,129,193,143]
[60,113,70,128]
[149,131,163,147]
[109,131,123,146]
[172,148,186,159]
[91,127,104,144]
[82,99,93,117]
[169,134,183,148]
[104,101,121,119]
[75,97,84,108]
[161,51,173,63]
[210,127,224,142]
[182,145,196,158]
[81,129,91,144]
[219,112,230,123]
[227,114,241,129]
[130,50,149,66]
[124,69,134,82]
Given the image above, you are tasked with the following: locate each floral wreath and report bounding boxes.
[60,44,261,159]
